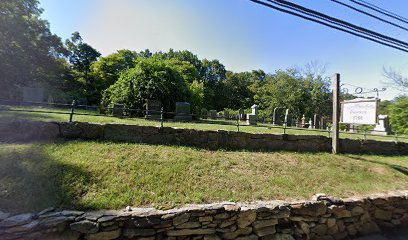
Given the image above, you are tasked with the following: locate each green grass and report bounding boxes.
[1,140,407,213]
[1,106,406,142]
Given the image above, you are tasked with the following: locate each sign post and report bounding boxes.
[332,74,340,154]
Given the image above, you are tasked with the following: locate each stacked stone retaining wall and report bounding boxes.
[0,121,407,155]
[0,191,407,240]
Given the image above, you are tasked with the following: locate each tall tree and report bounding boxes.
[91,49,138,91]
[389,96,408,134]
[0,0,67,99]
[103,58,194,111]
[65,32,101,82]
[65,32,101,103]
[200,59,227,110]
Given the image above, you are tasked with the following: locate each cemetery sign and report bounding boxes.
[341,98,378,125]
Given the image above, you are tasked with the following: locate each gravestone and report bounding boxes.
[201,108,208,119]
[112,104,124,117]
[313,114,320,129]
[239,108,246,121]
[273,108,285,125]
[209,110,217,120]
[321,117,327,129]
[372,115,391,135]
[23,87,44,103]
[347,124,357,133]
[246,104,259,125]
[301,114,307,128]
[174,102,192,121]
[284,109,292,127]
[144,100,162,120]
[223,110,230,120]
[308,119,313,129]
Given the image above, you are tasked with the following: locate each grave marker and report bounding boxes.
[144,100,162,120]
[174,102,192,121]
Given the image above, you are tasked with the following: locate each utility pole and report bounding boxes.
[332,74,340,154]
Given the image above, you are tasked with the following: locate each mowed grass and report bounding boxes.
[1,106,406,142]
[1,140,407,213]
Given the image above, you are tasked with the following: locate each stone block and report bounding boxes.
[237,210,256,228]
[254,225,276,237]
[85,229,121,240]
[0,121,60,142]
[123,228,155,237]
[374,208,392,221]
[0,213,34,228]
[70,220,99,234]
[104,124,143,142]
[167,228,216,236]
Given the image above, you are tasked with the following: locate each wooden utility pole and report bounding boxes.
[332,74,340,154]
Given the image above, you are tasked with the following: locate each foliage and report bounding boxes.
[103,58,192,110]
[65,32,101,103]
[255,69,331,120]
[389,96,408,135]
[224,72,254,109]
[379,100,392,115]
[0,0,68,99]
[65,32,101,75]
[188,81,205,115]
[91,49,138,89]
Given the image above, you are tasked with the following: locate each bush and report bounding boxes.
[103,58,191,111]
[389,96,408,135]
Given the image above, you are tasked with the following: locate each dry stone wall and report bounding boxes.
[1,191,407,240]
[1,121,407,155]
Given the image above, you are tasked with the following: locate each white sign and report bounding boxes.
[341,99,378,125]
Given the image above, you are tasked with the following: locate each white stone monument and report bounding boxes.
[372,115,391,136]
[246,104,259,125]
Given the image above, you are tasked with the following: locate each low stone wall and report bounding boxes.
[1,121,407,155]
[1,191,407,240]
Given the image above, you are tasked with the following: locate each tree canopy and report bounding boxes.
[0,0,67,99]
[4,0,406,134]
[103,58,194,111]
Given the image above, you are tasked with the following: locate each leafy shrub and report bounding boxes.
[103,58,192,111]
[389,96,408,135]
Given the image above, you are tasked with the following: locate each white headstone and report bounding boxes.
[246,104,259,125]
[372,115,391,135]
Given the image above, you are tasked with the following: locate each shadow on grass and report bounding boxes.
[0,144,95,213]
[348,156,408,176]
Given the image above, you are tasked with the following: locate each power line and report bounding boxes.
[331,0,408,32]
[249,0,408,53]
[265,0,408,49]
[350,0,408,25]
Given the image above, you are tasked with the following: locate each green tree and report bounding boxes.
[0,0,67,99]
[103,58,192,111]
[65,32,101,103]
[65,32,101,80]
[389,96,408,134]
[255,69,331,120]
[91,49,138,91]
[224,71,254,109]
[200,59,227,110]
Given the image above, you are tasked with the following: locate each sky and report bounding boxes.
[39,0,408,100]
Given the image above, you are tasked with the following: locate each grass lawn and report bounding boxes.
[1,106,406,142]
[1,140,407,214]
